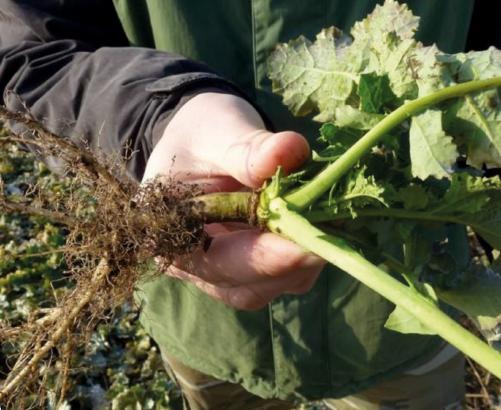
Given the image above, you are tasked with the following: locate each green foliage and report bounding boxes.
[269,0,501,342]
[384,303,436,336]
[269,0,501,178]
[438,263,501,349]
[358,73,397,114]
[409,110,458,179]
[323,165,389,216]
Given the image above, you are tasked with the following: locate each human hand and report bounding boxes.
[142,92,326,310]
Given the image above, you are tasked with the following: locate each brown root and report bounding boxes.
[0,107,214,406]
[0,258,110,402]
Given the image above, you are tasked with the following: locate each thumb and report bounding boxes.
[218,130,310,188]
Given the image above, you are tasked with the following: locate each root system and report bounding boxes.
[0,107,213,406]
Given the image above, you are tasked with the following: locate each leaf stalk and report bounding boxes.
[267,197,501,377]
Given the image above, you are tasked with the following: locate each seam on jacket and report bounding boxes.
[267,302,279,397]
[145,73,223,94]
[250,0,258,90]
[322,271,332,390]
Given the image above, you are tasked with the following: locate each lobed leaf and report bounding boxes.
[268,27,360,122]
[392,184,430,211]
[350,0,419,44]
[409,110,458,180]
[269,0,501,343]
[429,174,501,248]
[269,0,501,175]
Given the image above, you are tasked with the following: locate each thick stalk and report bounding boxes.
[196,192,258,224]
[267,197,501,378]
[285,77,501,210]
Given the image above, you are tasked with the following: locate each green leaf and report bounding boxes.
[268,1,424,121]
[443,48,501,168]
[316,123,363,161]
[429,174,501,248]
[393,184,430,210]
[386,277,439,336]
[318,122,339,143]
[358,73,397,113]
[350,0,419,44]
[350,0,423,100]
[385,305,437,335]
[318,122,361,146]
[268,0,501,174]
[365,34,420,100]
[413,46,458,97]
[409,110,458,180]
[458,47,501,83]
[333,166,389,214]
[464,203,501,249]
[446,90,501,169]
[334,106,384,130]
[268,27,361,122]
[438,264,501,348]
[432,173,498,214]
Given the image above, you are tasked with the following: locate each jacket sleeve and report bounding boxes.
[0,0,246,180]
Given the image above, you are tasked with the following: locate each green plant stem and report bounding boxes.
[285,77,501,210]
[267,197,501,378]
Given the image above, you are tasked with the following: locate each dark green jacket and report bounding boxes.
[0,0,477,402]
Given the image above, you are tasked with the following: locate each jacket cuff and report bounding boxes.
[148,81,275,157]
